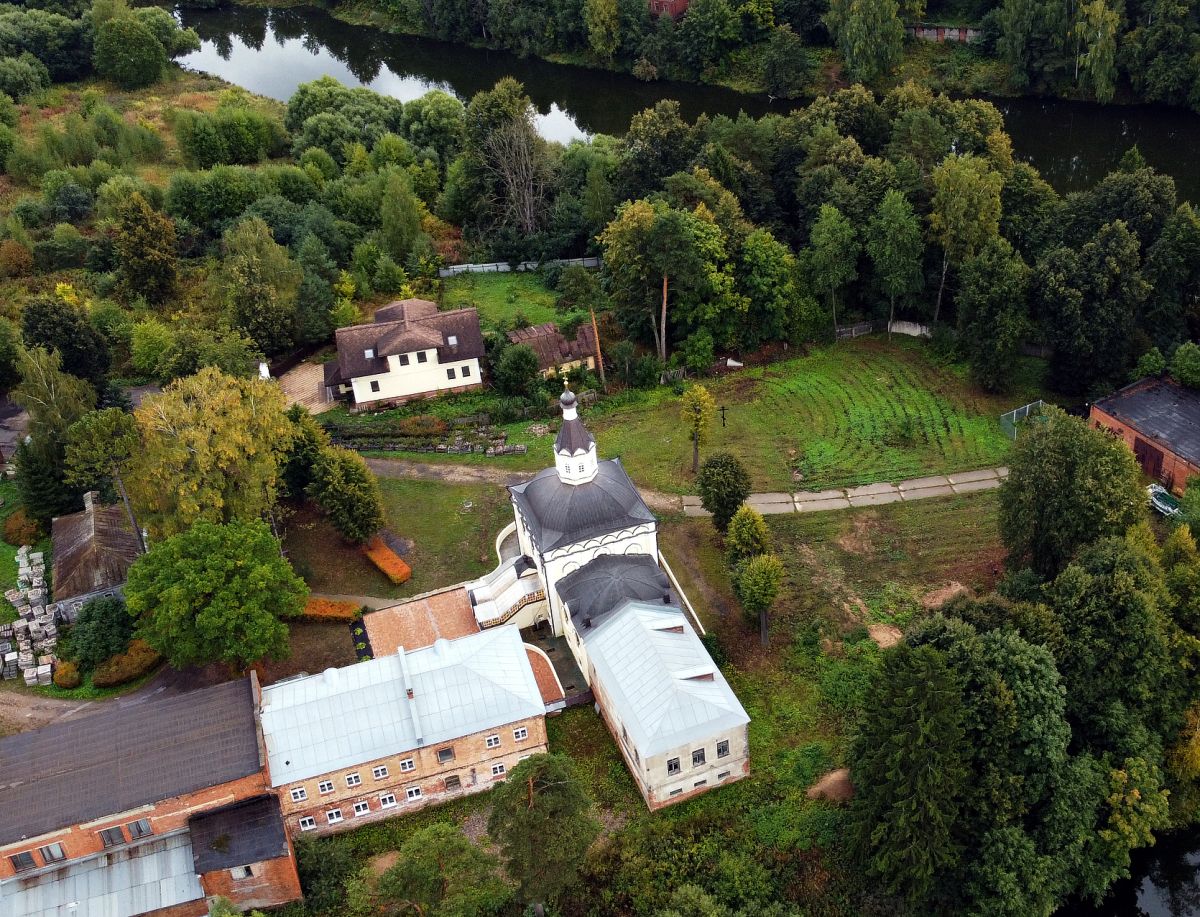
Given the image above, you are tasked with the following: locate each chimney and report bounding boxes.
[662,591,671,605]
[406,687,414,699]
[584,616,592,629]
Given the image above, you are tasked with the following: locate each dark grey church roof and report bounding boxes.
[1094,378,1200,466]
[509,458,656,553]
[189,796,289,873]
[556,416,595,455]
[557,554,673,629]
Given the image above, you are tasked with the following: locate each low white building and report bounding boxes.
[324,299,484,409]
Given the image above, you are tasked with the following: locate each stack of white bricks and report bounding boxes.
[5,546,59,685]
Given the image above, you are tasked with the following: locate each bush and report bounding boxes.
[698,451,751,532]
[33,223,87,271]
[363,535,412,584]
[52,660,81,689]
[3,507,42,546]
[69,596,135,672]
[91,639,162,688]
[0,53,51,101]
[494,344,541,396]
[395,414,448,438]
[0,238,32,278]
[307,446,385,544]
[1172,341,1200,388]
[93,17,167,90]
[303,597,361,620]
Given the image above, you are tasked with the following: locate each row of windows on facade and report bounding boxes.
[368,362,472,393]
[288,727,530,803]
[9,818,152,872]
[296,757,526,832]
[667,739,730,776]
[363,337,460,365]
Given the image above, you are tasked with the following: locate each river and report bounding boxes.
[177,4,1200,200]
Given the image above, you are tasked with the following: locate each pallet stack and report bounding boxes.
[4,546,60,685]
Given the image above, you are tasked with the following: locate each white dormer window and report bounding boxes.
[364,348,374,360]
[448,335,458,346]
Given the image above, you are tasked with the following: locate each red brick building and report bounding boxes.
[1090,378,1200,495]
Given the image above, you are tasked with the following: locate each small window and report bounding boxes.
[291,787,308,802]
[485,734,500,749]
[364,348,374,360]
[513,727,528,741]
[326,809,343,825]
[406,786,422,800]
[718,771,731,780]
[669,788,683,797]
[692,749,706,767]
[578,464,584,472]
[717,740,730,759]
[299,817,317,831]
[230,865,254,880]
[346,773,361,788]
[399,353,410,366]
[667,757,680,776]
[373,765,389,780]
[621,725,628,742]
[39,843,66,864]
[417,351,428,363]
[447,367,456,380]
[9,851,35,872]
[318,780,334,794]
[369,380,380,393]
[491,763,506,777]
[353,801,370,817]
[444,775,462,790]
[127,819,152,839]
[519,754,532,761]
[380,793,397,808]
[437,747,455,764]
[400,758,415,772]
[448,335,458,346]
[461,364,471,377]
[694,779,708,788]
[99,827,125,848]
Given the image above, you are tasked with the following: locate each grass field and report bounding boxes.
[440,272,561,329]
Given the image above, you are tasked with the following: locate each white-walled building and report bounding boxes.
[324,299,484,409]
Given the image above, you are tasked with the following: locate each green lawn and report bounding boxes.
[440,272,561,329]
[284,478,512,600]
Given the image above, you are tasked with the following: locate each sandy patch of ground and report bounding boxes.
[868,624,902,649]
[806,768,854,803]
[835,514,880,555]
[367,851,401,877]
[922,581,969,610]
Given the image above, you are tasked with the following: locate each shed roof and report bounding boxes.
[507,322,597,372]
[556,554,672,630]
[0,679,261,846]
[1093,377,1200,466]
[260,626,544,786]
[509,459,655,553]
[188,795,290,873]
[0,832,203,917]
[583,601,749,758]
[51,494,140,603]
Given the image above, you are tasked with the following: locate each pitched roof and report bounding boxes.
[0,680,261,846]
[509,458,656,553]
[260,626,544,786]
[583,601,749,758]
[51,494,140,603]
[1093,377,1200,466]
[333,300,484,382]
[0,832,203,917]
[556,554,672,630]
[507,322,597,372]
[363,586,480,656]
[188,796,290,873]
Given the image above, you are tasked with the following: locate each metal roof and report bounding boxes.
[1093,377,1200,467]
[0,832,203,917]
[0,680,261,846]
[260,626,545,786]
[583,601,749,758]
[509,459,656,554]
[188,795,290,873]
[556,554,672,629]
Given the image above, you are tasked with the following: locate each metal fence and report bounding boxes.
[438,256,601,278]
[1000,399,1045,439]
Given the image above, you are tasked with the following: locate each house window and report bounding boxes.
[669,788,683,797]
[447,367,456,380]
[491,763,506,777]
[718,771,731,780]
[461,365,471,377]
[39,843,66,864]
[10,851,36,872]
[291,787,308,802]
[127,819,152,839]
[694,780,708,788]
[417,351,428,363]
[692,749,706,767]
[364,348,374,360]
[513,727,528,741]
[299,817,317,831]
[445,775,462,790]
[373,765,389,780]
[578,464,585,472]
[400,758,415,772]
[717,740,730,759]
[346,772,361,787]
[486,734,500,749]
[99,827,125,848]
[399,353,410,366]
[230,865,254,880]
[406,786,422,800]
[380,793,397,808]
[326,809,343,825]
[353,801,370,817]
[318,780,334,794]
[667,758,680,776]
[369,380,380,393]
[437,747,455,764]
[448,335,458,346]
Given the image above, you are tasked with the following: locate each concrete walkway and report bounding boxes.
[682,467,1009,517]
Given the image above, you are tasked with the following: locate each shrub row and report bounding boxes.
[92,638,161,687]
[302,597,361,620]
[362,536,411,584]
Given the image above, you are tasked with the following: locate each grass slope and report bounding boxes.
[440,272,560,329]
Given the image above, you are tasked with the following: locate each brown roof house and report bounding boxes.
[0,678,303,916]
[51,491,142,623]
[324,299,485,410]
[1090,377,1200,494]
[507,322,598,378]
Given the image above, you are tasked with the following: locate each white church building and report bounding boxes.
[464,387,750,809]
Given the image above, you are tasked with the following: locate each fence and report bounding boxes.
[438,256,601,278]
[835,320,878,340]
[1000,399,1045,439]
[835,320,933,340]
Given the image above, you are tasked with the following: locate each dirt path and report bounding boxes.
[0,689,94,734]
[364,457,682,514]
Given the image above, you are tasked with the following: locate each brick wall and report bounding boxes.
[201,850,304,911]
[277,714,548,837]
[1090,406,1200,494]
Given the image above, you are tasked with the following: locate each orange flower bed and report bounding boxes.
[363,536,412,584]
[303,597,361,620]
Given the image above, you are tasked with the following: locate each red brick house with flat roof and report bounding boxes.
[1090,377,1200,495]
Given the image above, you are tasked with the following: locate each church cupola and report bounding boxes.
[555,384,598,485]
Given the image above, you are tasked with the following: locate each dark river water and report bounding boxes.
[177,4,1200,200]
[177,6,1200,910]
